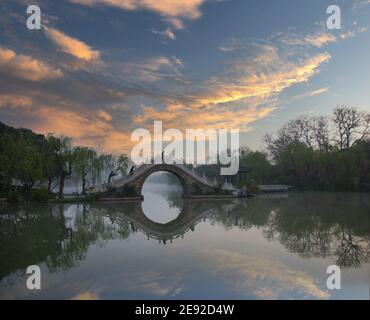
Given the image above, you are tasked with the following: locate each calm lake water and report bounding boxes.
[0,172,369,300]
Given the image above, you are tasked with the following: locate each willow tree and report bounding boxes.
[101,154,130,184]
[74,147,97,195]
[51,136,75,199]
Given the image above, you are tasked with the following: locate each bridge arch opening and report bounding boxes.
[141,171,184,224]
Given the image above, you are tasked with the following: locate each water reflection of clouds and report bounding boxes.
[64,272,184,299]
[57,246,186,299]
[66,272,183,300]
[121,271,184,297]
[200,249,330,300]
[70,291,100,300]
[1,192,369,299]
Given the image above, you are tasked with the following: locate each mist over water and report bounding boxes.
[141,172,183,224]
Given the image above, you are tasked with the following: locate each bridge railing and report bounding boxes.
[128,155,220,187]
[89,155,237,193]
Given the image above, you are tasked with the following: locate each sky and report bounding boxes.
[0,0,370,154]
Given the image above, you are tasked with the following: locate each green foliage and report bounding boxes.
[54,136,76,199]
[85,193,101,201]
[246,181,260,194]
[0,123,45,193]
[0,105,369,200]
[0,122,130,201]
[74,146,98,194]
[6,191,21,203]
[236,179,260,195]
[116,154,129,175]
[28,188,56,202]
[239,148,273,184]
[264,107,370,191]
[101,153,130,184]
[120,185,139,197]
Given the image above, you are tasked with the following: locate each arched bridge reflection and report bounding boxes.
[90,200,237,244]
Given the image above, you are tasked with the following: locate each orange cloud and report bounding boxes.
[33,107,132,153]
[306,87,329,96]
[69,291,100,300]
[280,87,330,106]
[340,31,355,39]
[45,27,100,61]
[98,110,113,121]
[304,33,337,48]
[0,94,33,108]
[69,0,206,29]
[279,32,337,48]
[133,51,331,132]
[134,103,276,132]
[0,42,331,156]
[197,52,331,106]
[0,47,63,81]
[0,92,131,154]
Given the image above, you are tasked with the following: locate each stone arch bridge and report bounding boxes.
[89,161,236,198]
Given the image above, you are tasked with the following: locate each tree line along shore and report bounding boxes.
[0,106,369,202]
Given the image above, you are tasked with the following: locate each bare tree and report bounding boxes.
[264,117,315,159]
[264,133,289,161]
[332,106,370,149]
[310,116,330,151]
[265,106,369,159]
[294,117,314,147]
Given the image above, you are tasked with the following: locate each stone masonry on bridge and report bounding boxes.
[119,164,219,197]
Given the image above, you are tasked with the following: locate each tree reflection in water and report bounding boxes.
[210,193,370,268]
[0,192,369,282]
[0,203,134,281]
